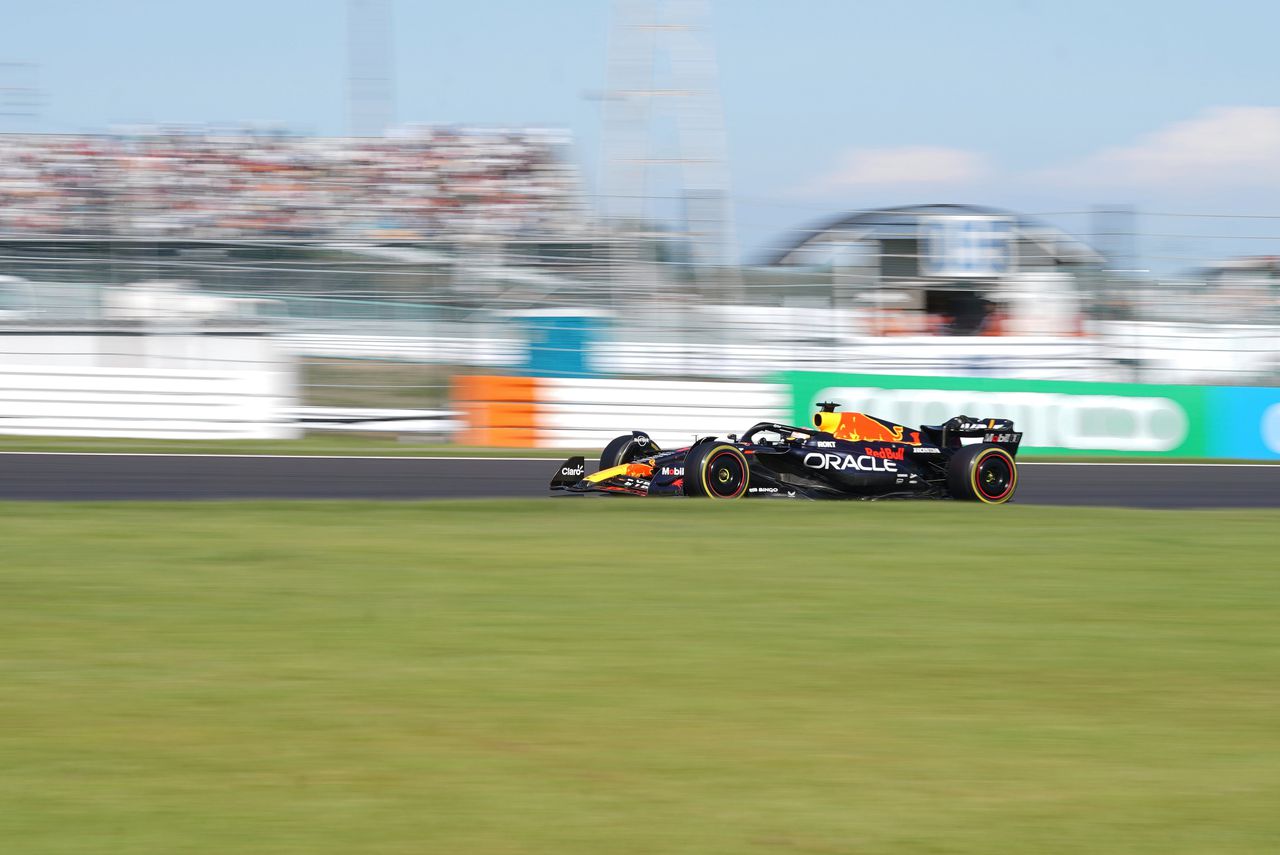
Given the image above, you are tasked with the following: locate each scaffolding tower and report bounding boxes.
[346,0,395,137]
[0,62,42,130]
[599,0,738,295]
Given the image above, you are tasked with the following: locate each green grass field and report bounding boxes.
[2,501,1278,854]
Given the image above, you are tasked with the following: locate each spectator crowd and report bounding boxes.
[0,127,585,240]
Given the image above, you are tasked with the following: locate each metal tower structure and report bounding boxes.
[599,0,738,291]
[0,62,42,130]
[1092,205,1138,271]
[346,0,395,137]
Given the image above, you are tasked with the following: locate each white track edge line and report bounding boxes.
[0,452,1277,467]
[0,452,561,461]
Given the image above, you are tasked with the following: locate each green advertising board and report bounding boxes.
[780,372,1212,457]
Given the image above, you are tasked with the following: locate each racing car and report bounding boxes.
[549,402,1021,503]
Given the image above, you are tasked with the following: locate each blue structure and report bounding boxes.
[515,310,608,378]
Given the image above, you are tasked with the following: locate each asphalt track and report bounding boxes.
[0,453,1277,508]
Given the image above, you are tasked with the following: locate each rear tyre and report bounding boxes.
[600,434,647,469]
[682,443,750,499]
[947,444,1018,504]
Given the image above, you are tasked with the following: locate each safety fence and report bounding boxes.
[5,240,1280,391]
[267,307,1280,386]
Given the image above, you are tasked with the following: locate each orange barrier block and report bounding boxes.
[454,375,542,447]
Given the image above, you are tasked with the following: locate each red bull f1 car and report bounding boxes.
[550,402,1022,504]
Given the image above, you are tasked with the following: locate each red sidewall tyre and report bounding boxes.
[946,444,1018,504]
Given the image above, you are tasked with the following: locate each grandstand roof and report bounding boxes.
[765,203,1105,268]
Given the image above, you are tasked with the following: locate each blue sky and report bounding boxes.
[4,0,1280,263]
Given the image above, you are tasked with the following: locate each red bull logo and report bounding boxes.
[863,445,905,460]
[816,411,920,445]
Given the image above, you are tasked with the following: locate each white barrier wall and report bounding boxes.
[1095,321,1280,384]
[0,365,297,439]
[536,378,788,449]
[0,327,298,439]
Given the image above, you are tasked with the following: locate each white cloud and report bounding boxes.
[807,145,988,193]
[1044,106,1280,189]
[796,107,1280,204]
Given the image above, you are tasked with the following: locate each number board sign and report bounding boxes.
[919,216,1014,278]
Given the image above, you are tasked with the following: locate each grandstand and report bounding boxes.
[0,126,586,241]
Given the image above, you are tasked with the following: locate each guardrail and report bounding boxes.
[292,407,462,436]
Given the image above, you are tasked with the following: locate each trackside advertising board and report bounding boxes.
[783,372,1262,458]
[1206,386,1280,460]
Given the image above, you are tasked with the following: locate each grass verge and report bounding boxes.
[1,501,1278,854]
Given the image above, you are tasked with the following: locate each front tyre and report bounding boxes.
[600,434,649,469]
[682,443,750,499]
[946,444,1018,504]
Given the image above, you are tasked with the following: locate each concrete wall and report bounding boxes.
[0,326,297,439]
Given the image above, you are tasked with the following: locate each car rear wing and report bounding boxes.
[928,416,1023,454]
[980,428,1023,454]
